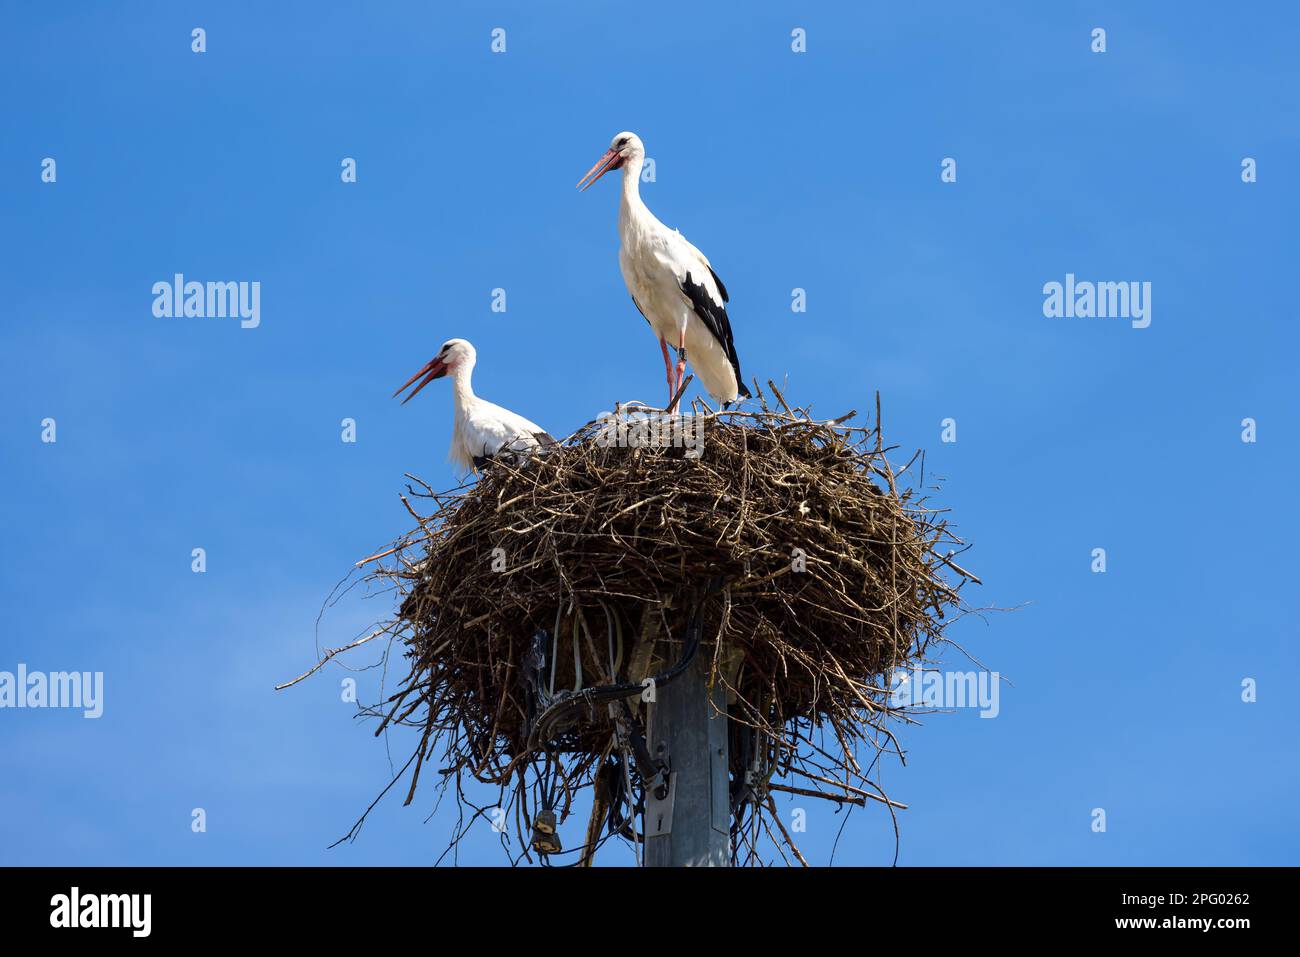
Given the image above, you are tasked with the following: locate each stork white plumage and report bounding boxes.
[578,131,750,411]
[393,338,555,472]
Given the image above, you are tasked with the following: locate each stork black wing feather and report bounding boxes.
[680,270,750,399]
[706,265,729,303]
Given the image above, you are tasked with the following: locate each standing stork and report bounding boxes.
[577,131,750,411]
[393,338,555,472]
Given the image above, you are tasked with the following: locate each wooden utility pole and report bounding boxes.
[644,646,730,866]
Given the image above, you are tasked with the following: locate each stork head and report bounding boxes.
[577,131,643,191]
[393,338,476,404]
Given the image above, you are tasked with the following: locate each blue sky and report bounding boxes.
[1,1,1296,866]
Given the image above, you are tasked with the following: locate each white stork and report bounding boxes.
[577,131,750,411]
[393,338,555,472]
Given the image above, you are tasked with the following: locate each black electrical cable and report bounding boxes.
[525,577,724,753]
[523,577,726,861]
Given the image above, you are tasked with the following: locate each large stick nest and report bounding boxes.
[320,387,979,865]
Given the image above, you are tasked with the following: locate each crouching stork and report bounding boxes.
[394,338,555,472]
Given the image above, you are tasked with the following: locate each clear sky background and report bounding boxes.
[2,1,1296,866]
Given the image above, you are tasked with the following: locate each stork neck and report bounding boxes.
[620,153,646,214]
[450,363,476,408]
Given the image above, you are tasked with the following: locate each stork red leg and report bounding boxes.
[670,329,687,413]
[659,338,675,408]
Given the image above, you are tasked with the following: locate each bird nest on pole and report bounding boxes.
[301,384,979,865]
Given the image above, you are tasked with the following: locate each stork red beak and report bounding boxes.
[577,148,623,191]
[393,356,448,404]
